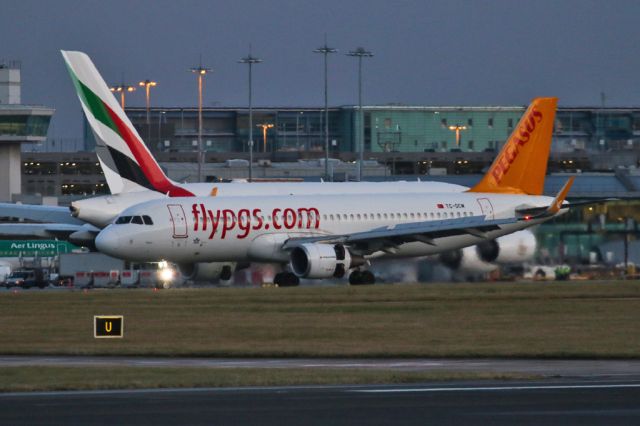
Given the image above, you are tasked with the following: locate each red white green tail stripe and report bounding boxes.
[61,50,193,196]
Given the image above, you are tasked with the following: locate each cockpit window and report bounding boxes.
[131,216,144,225]
[142,215,153,225]
[115,216,132,224]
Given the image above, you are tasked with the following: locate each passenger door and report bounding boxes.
[167,204,188,239]
[476,198,495,220]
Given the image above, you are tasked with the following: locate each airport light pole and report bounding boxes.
[158,110,166,150]
[257,123,274,153]
[110,83,136,109]
[138,79,157,142]
[448,124,467,147]
[296,111,304,150]
[347,47,373,181]
[191,61,212,182]
[238,51,262,182]
[313,39,337,181]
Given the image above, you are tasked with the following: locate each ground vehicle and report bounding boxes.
[3,271,30,288]
[23,269,49,289]
[3,269,48,289]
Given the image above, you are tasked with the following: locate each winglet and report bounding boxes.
[518,176,574,221]
[547,176,575,215]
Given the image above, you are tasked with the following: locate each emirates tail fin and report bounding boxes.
[61,50,193,196]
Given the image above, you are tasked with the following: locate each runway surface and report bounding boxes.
[1,379,639,425]
[2,356,640,378]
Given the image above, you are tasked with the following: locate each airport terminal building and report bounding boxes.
[117,104,640,158]
[11,101,640,270]
[18,103,640,200]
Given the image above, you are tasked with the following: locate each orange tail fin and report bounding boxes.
[469,97,558,195]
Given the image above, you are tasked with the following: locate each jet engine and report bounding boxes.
[178,262,236,282]
[440,230,537,273]
[290,244,363,279]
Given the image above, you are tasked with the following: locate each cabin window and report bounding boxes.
[115,216,132,224]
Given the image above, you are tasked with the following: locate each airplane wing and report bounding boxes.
[282,215,519,255]
[0,202,83,225]
[0,223,99,241]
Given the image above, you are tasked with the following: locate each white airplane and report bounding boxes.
[94,97,575,285]
[438,229,536,275]
[60,50,467,228]
[0,50,467,282]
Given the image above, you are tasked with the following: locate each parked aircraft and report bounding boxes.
[0,50,465,282]
[95,97,573,285]
[0,54,563,284]
[439,229,537,275]
[61,50,468,228]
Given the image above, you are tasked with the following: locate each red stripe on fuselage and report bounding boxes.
[104,105,194,196]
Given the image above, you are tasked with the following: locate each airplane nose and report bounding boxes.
[95,227,121,256]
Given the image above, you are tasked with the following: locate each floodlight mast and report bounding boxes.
[238,50,263,182]
[313,38,337,181]
[190,59,212,183]
[138,79,157,142]
[346,47,373,181]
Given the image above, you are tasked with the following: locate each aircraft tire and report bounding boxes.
[349,271,363,285]
[361,270,376,285]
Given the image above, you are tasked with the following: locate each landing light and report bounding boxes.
[160,268,174,282]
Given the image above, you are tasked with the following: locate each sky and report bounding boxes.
[2,0,640,139]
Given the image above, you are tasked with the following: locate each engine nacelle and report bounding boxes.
[178,262,236,282]
[476,239,500,263]
[440,246,497,273]
[489,230,537,264]
[440,230,537,273]
[290,244,360,279]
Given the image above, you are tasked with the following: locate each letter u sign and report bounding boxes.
[94,316,124,338]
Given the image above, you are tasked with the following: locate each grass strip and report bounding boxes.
[0,366,538,392]
[1,281,639,358]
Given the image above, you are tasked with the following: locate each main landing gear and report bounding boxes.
[274,272,300,287]
[349,270,375,285]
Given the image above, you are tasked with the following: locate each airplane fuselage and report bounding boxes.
[96,191,557,264]
[71,181,467,228]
